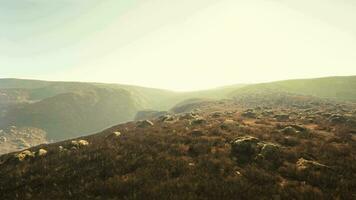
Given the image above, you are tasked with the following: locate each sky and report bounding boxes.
[1,0,356,91]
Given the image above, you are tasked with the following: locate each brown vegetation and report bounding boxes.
[0,96,355,199]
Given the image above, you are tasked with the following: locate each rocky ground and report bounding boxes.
[0,126,47,155]
[0,94,355,199]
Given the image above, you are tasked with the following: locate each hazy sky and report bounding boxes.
[1,0,356,91]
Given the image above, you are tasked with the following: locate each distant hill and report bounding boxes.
[0,79,243,144]
[230,76,356,101]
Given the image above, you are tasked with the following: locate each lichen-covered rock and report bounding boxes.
[296,158,328,171]
[37,149,48,157]
[71,140,89,148]
[15,150,35,161]
[231,136,260,162]
[260,143,280,159]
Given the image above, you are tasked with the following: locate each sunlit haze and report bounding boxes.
[1,0,356,91]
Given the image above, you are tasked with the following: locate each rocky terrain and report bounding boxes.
[1,76,355,154]
[0,126,47,155]
[0,93,355,199]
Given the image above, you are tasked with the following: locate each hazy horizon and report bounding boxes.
[1,0,356,91]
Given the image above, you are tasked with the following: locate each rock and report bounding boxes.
[231,136,260,162]
[296,158,329,171]
[179,113,197,120]
[137,120,154,128]
[59,146,67,152]
[281,136,299,146]
[191,118,206,125]
[328,114,347,124]
[0,136,7,143]
[113,131,121,137]
[241,110,257,118]
[260,143,280,159]
[220,119,237,130]
[280,126,298,134]
[211,112,223,118]
[71,140,89,148]
[159,115,176,123]
[289,124,307,132]
[15,150,35,161]
[274,114,290,121]
[37,149,48,157]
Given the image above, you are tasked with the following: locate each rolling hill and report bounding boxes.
[230,76,356,101]
[0,79,243,149]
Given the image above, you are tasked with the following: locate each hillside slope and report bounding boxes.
[0,95,355,199]
[0,87,141,141]
[0,79,244,153]
[230,76,356,101]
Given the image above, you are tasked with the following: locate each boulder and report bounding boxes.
[260,143,280,159]
[241,110,257,118]
[280,126,298,134]
[37,149,48,157]
[15,150,35,161]
[113,131,121,137]
[71,140,89,148]
[231,136,260,161]
[137,120,154,128]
